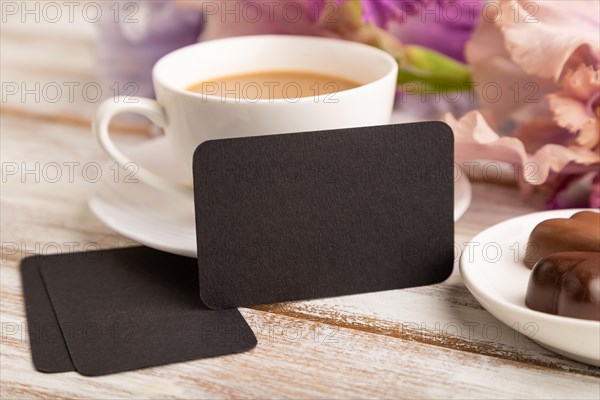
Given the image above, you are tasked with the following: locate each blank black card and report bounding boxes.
[193,122,455,309]
[21,258,75,373]
[22,247,256,376]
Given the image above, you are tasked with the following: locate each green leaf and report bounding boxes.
[396,46,473,92]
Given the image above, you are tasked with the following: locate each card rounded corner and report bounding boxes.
[432,121,455,144]
[193,139,219,160]
[198,290,223,310]
[19,254,41,269]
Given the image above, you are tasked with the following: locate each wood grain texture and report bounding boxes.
[1,13,599,400]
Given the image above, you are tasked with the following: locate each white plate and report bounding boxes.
[460,209,600,366]
[90,134,471,258]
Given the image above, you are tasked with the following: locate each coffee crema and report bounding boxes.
[187,70,360,101]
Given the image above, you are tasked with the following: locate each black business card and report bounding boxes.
[21,247,257,376]
[193,122,455,308]
[21,258,75,373]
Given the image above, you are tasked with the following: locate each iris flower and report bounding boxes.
[444,0,599,208]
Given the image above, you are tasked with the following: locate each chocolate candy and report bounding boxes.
[524,211,600,268]
[525,252,600,321]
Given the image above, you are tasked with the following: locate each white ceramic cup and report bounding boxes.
[93,35,398,193]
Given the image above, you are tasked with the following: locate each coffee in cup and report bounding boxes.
[93,35,398,194]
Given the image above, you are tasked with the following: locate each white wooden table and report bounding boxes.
[1,9,599,399]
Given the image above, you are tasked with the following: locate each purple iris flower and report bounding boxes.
[361,0,408,27]
[358,0,483,62]
[96,1,204,98]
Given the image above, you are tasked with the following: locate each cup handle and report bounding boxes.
[93,96,191,195]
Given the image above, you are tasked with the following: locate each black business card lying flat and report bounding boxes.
[20,247,257,376]
[21,259,75,373]
[193,122,455,309]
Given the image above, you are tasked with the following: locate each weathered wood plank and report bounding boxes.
[2,256,599,399]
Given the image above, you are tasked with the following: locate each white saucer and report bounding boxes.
[90,135,472,258]
[460,209,600,366]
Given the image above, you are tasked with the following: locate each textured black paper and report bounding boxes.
[194,122,455,309]
[33,247,256,376]
[20,257,75,373]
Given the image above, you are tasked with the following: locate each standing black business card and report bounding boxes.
[193,122,455,309]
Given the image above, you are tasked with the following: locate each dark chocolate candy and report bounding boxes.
[524,211,600,268]
[525,251,600,321]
